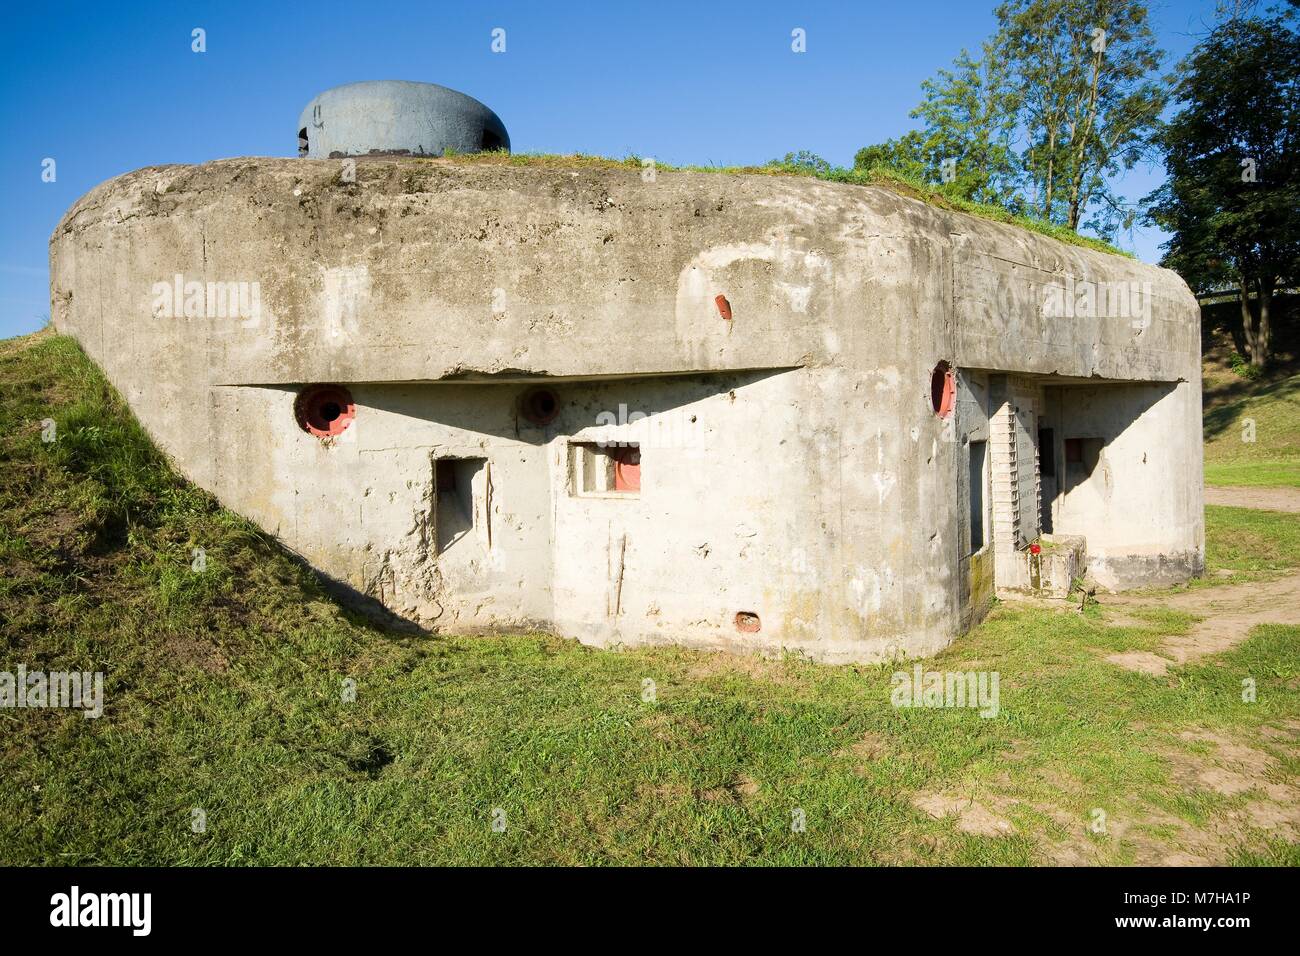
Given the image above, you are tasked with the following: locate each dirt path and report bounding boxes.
[1204,485,1300,513]
[1103,572,1300,675]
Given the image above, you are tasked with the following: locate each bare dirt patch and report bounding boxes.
[1204,485,1300,513]
[1105,650,1174,676]
[1260,719,1300,743]
[636,711,711,743]
[699,775,760,803]
[164,633,230,673]
[837,730,890,776]
[913,792,1013,836]
[844,731,888,760]
[914,723,1299,865]
[1103,572,1300,675]
[1049,729,1299,864]
[1164,729,1300,840]
[683,652,803,685]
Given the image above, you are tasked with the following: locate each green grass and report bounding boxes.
[1232,839,1300,866]
[2,332,1296,865]
[432,151,1130,258]
[1204,460,1300,488]
[1203,366,1300,488]
[1205,504,1300,573]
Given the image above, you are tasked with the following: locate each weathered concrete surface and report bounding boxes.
[49,157,1204,662]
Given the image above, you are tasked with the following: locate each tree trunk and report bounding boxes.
[1239,276,1274,369]
[1066,51,1103,232]
[1043,128,1056,221]
[1240,278,1258,363]
[1254,279,1272,369]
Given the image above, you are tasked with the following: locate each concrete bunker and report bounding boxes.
[47,82,1204,664]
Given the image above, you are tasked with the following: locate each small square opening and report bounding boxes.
[571,443,640,497]
[1065,438,1102,473]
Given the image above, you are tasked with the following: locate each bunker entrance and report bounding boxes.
[1038,381,1175,546]
[985,377,1180,596]
[957,372,1069,603]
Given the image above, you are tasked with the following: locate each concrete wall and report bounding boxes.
[1044,381,1205,590]
[49,157,1204,662]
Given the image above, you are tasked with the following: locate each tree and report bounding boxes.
[768,150,833,175]
[856,0,1167,239]
[910,44,1024,210]
[1145,7,1299,368]
[854,46,1022,211]
[994,0,1167,233]
[853,131,929,182]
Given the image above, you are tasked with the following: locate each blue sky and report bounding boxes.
[0,0,1221,338]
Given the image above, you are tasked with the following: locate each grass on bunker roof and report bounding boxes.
[430,150,1131,259]
[1,330,1297,866]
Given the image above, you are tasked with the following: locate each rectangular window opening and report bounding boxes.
[434,457,487,553]
[571,443,640,497]
[1064,437,1102,476]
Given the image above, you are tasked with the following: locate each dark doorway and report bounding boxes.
[1038,427,1055,532]
[968,439,987,554]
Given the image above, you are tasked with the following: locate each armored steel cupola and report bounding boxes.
[297,80,509,159]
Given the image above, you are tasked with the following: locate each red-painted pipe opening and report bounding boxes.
[295,384,356,437]
[931,361,955,418]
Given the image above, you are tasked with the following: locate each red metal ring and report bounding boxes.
[931,361,955,418]
[295,384,355,437]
